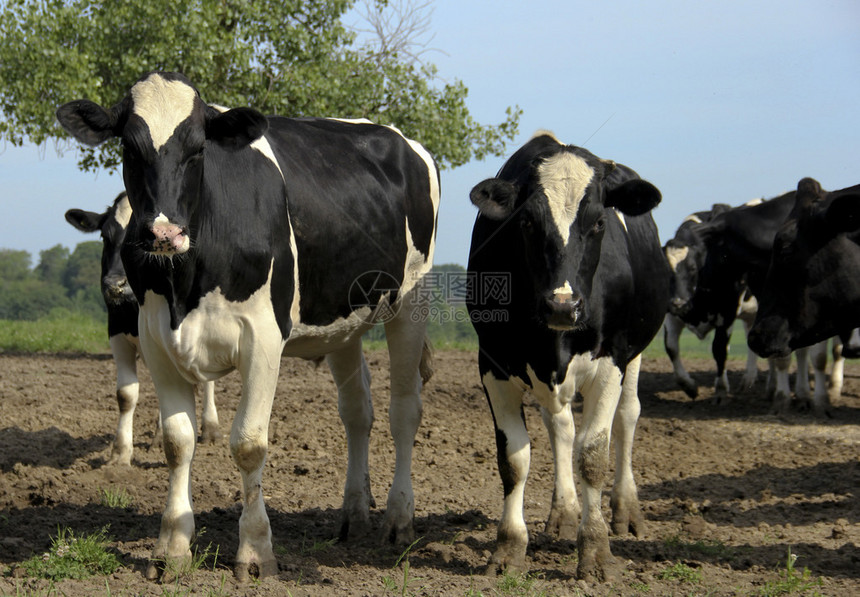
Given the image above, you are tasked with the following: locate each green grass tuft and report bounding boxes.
[21,526,121,581]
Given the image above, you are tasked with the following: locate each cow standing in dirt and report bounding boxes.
[466,132,669,581]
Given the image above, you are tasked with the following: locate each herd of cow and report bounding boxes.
[53,71,858,583]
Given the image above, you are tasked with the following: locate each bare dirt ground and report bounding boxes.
[0,349,858,596]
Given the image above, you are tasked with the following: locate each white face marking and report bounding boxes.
[153,213,170,225]
[537,152,595,246]
[131,75,197,152]
[665,246,690,272]
[553,281,573,300]
[114,195,133,230]
[682,214,703,225]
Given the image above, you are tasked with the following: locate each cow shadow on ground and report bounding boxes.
[641,460,860,526]
[0,426,111,472]
[637,369,860,425]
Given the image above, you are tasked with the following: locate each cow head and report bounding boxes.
[56,72,268,257]
[470,133,661,332]
[65,192,136,306]
[749,177,860,356]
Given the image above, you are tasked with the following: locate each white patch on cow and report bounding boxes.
[114,195,133,230]
[330,117,374,125]
[537,152,595,246]
[682,214,703,225]
[744,197,764,207]
[250,136,284,180]
[665,246,689,272]
[140,260,284,382]
[131,74,197,153]
[530,129,561,143]
[614,209,628,232]
[524,353,618,415]
[153,213,170,225]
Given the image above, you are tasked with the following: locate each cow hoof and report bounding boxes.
[485,548,528,576]
[679,378,698,399]
[235,559,278,582]
[145,553,192,583]
[710,393,730,406]
[338,512,372,542]
[610,497,644,537]
[380,515,415,548]
[105,451,132,467]
[576,552,620,583]
[199,426,222,444]
[769,393,792,415]
[545,512,578,541]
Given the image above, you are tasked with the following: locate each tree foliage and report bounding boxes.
[0,0,520,171]
[0,243,104,321]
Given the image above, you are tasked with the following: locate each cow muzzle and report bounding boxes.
[102,275,134,305]
[544,289,584,331]
[747,318,792,359]
[148,216,190,255]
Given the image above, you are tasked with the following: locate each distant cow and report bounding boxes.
[57,71,439,581]
[748,178,860,413]
[668,193,835,412]
[466,132,669,581]
[65,192,220,466]
[661,204,763,398]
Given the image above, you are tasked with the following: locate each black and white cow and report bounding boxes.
[661,203,761,398]
[681,192,843,413]
[466,132,669,581]
[57,71,439,580]
[65,192,220,466]
[748,178,860,413]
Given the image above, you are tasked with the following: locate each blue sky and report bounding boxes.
[2,0,858,267]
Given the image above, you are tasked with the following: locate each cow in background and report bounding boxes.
[467,131,669,581]
[66,192,220,465]
[749,178,860,415]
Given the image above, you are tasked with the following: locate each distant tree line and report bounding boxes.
[0,243,105,321]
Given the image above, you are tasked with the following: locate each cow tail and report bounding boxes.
[419,335,434,384]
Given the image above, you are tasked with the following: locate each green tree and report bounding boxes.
[0,0,520,172]
[0,249,33,282]
[35,244,71,285]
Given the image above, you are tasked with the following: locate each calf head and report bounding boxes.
[470,133,661,332]
[749,177,860,356]
[57,72,268,257]
[65,192,135,305]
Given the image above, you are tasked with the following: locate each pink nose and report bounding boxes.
[151,222,189,254]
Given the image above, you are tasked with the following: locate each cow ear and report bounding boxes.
[65,208,104,233]
[604,179,662,216]
[824,193,860,234]
[56,100,118,146]
[470,178,518,220]
[205,107,269,148]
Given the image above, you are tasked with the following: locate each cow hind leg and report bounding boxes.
[768,355,792,414]
[483,373,530,574]
[198,381,221,444]
[541,403,579,541]
[610,355,644,538]
[810,339,838,417]
[711,324,732,404]
[107,335,139,467]
[380,297,427,547]
[326,340,375,541]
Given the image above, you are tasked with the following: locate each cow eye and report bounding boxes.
[591,217,605,234]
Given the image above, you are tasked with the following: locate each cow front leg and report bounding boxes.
[326,341,375,541]
[540,404,579,540]
[575,360,624,582]
[231,355,281,581]
[663,314,698,398]
[198,381,221,444]
[381,304,427,546]
[482,371,530,574]
[793,347,811,402]
[711,324,732,404]
[145,356,197,581]
[739,318,759,392]
[610,355,644,538]
[768,355,792,414]
[107,335,139,466]
[809,340,837,417]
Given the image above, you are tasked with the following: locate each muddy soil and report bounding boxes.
[0,350,858,596]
